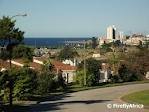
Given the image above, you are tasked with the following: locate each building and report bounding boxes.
[107,25,116,40]
[118,31,124,42]
[125,34,146,46]
[33,57,77,83]
[62,59,77,66]
[99,63,112,83]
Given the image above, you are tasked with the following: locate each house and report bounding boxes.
[99,63,112,83]
[33,57,77,83]
[146,72,149,80]
[62,59,77,66]
[92,53,101,58]
[1,57,77,83]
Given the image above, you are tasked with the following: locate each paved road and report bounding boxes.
[29,83,149,112]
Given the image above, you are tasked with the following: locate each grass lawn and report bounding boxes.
[121,90,149,108]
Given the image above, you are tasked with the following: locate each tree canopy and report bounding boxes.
[0,16,24,45]
[58,46,79,60]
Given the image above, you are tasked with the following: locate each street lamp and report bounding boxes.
[10,13,27,19]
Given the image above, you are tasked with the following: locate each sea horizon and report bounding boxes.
[24,36,91,38]
[23,37,90,47]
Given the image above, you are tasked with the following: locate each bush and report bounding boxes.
[77,58,101,87]
[12,45,33,61]
[111,75,121,83]
[13,67,37,100]
[37,72,55,95]
[75,70,84,86]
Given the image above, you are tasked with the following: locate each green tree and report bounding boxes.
[12,45,33,61]
[124,47,149,80]
[37,60,56,95]
[118,64,131,82]
[13,67,37,100]
[91,37,97,49]
[57,70,66,90]
[0,16,24,106]
[77,58,101,86]
[37,72,55,95]
[100,43,112,54]
[75,70,84,86]
[58,46,79,60]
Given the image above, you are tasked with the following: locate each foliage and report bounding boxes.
[111,75,121,83]
[37,59,56,95]
[37,72,55,95]
[75,70,84,86]
[12,45,33,61]
[56,70,66,90]
[42,59,54,72]
[118,64,132,82]
[123,47,149,80]
[91,37,97,49]
[0,67,37,102]
[77,58,101,86]
[0,16,24,47]
[13,67,37,100]
[0,16,24,105]
[100,43,112,54]
[58,46,79,60]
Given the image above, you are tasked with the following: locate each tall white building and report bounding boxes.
[119,31,124,42]
[107,25,116,40]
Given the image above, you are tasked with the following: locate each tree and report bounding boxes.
[75,70,84,86]
[100,43,112,54]
[118,64,131,82]
[37,59,56,95]
[57,70,66,89]
[13,67,37,100]
[58,46,79,60]
[91,37,97,49]
[0,16,24,106]
[123,47,149,80]
[77,58,101,86]
[12,45,33,61]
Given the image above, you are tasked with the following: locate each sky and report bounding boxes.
[0,0,149,37]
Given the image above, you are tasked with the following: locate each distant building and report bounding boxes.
[146,72,149,80]
[119,31,124,42]
[107,25,116,40]
[62,59,77,66]
[125,34,146,46]
[33,57,77,83]
[92,53,101,58]
[99,63,112,83]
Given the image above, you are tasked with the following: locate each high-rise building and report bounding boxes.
[107,25,116,40]
[119,31,124,42]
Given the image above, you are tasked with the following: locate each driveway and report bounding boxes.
[28,83,149,112]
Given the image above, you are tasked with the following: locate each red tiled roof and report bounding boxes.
[33,57,77,71]
[0,59,19,70]
[52,60,77,71]
[1,57,77,72]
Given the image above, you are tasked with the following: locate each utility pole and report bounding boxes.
[84,41,86,86]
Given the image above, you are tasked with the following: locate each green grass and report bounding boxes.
[122,90,149,108]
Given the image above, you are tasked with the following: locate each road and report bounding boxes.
[28,83,149,112]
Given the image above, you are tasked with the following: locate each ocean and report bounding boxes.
[24,37,90,47]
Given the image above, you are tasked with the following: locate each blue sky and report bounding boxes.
[0,0,149,37]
